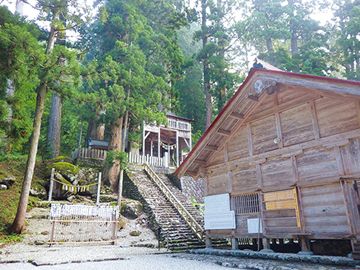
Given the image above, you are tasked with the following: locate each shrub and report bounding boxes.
[129,230,141,237]
[48,162,79,175]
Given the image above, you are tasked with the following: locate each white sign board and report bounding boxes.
[204,211,236,230]
[204,193,231,215]
[50,204,119,220]
[247,218,262,234]
[204,193,236,230]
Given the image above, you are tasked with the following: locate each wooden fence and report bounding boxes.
[72,148,107,161]
[49,204,119,245]
[128,152,167,168]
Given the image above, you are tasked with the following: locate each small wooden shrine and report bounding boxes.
[141,112,192,168]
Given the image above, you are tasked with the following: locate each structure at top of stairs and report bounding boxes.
[125,164,205,251]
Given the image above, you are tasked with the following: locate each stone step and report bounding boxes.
[127,168,206,251]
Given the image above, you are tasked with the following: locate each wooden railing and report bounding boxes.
[128,153,166,168]
[143,163,204,240]
[72,148,107,161]
[167,119,191,131]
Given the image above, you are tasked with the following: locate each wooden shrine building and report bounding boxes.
[175,68,360,257]
[140,112,192,168]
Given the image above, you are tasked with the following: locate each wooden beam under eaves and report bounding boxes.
[205,144,218,151]
[194,159,207,166]
[218,129,231,136]
[229,112,244,119]
[248,95,259,101]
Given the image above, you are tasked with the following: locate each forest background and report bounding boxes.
[0,0,359,233]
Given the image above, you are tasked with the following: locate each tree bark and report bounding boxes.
[11,23,57,234]
[201,0,212,129]
[266,38,274,54]
[11,83,47,233]
[288,0,299,58]
[87,108,105,141]
[106,116,123,192]
[47,93,62,158]
[96,123,105,140]
[122,111,129,151]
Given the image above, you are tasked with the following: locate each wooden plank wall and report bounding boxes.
[205,85,360,239]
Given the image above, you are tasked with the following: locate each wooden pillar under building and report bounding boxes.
[142,121,145,157]
[176,131,179,167]
[150,140,153,157]
[158,129,161,159]
[298,236,313,255]
[205,235,212,249]
[261,238,273,252]
[231,238,239,250]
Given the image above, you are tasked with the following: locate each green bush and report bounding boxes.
[48,161,80,175]
[129,230,141,237]
[50,156,72,163]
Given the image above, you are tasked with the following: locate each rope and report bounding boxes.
[52,179,98,193]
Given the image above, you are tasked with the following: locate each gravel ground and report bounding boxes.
[0,253,356,270]
[172,253,355,270]
[0,255,226,270]
[1,208,357,269]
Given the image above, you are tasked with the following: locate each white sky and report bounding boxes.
[1,0,335,70]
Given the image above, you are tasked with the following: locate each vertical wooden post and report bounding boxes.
[261,238,271,251]
[231,238,239,250]
[49,220,55,246]
[309,101,320,139]
[142,120,145,157]
[247,123,253,157]
[189,123,192,151]
[96,172,102,205]
[298,236,313,255]
[150,139,153,158]
[176,131,179,167]
[168,143,170,166]
[117,170,124,206]
[205,234,212,248]
[48,168,55,202]
[158,129,161,159]
[111,212,117,245]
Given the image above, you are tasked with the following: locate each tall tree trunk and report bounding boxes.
[201,0,212,129]
[266,38,274,54]
[11,25,57,234]
[96,123,105,140]
[47,93,62,158]
[11,83,48,233]
[106,116,123,192]
[288,0,299,59]
[216,0,227,111]
[87,107,105,141]
[47,27,66,158]
[5,78,15,152]
[122,111,129,151]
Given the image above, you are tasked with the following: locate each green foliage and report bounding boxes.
[49,162,80,175]
[106,151,128,170]
[333,0,360,80]
[0,8,45,153]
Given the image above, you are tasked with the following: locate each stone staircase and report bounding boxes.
[126,165,205,251]
[352,240,360,260]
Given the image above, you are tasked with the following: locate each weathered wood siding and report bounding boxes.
[204,85,360,239]
[301,184,350,236]
[280,103,315,146]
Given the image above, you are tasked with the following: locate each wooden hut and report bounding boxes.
[175,68,360,257]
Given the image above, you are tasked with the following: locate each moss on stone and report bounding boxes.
[129,230,141,237]
[49,162,80,175]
